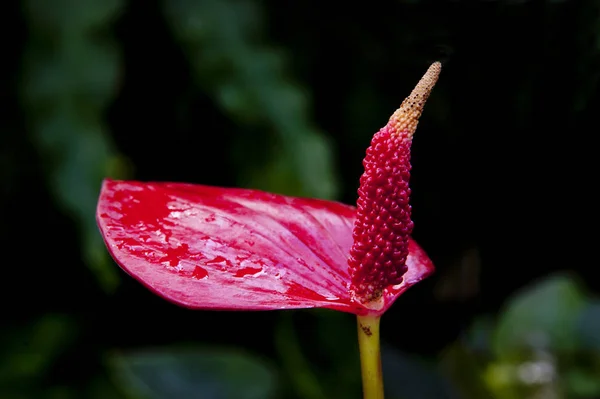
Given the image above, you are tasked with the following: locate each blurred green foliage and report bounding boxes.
[446,274,600,399]
[21,0,128,292]
[3,0,599,398]
[0,315,76,395]
[164,0,339,199]
[112,348,277,399]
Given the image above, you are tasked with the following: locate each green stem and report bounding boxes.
[356,314,384,399]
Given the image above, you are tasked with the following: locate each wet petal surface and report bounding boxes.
[97,179,434,315]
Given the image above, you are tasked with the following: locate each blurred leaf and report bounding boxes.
[576,300,600,351]
[24,0,122,31]
[439,343,495,399]
[382,344,459,399]
[22,0,127,292]
[43,386,78,399]
[275,314,328,399]
[164,0,339,199]
[565,367,600,398]
[493,273,588,358]
[0,315,76,393]
[110,347,277,399]
[314,310,362,399]
[86,374,130,399]
[463,315,495,354]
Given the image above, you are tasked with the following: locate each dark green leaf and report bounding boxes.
[577,300,600,351]
[382,344,459,399]
[164,0,339,199]
[111,348,277,399]
[493,274,587,358]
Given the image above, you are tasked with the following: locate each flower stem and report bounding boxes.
[356,314,384,399]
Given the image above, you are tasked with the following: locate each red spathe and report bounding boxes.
[97,179,434,316]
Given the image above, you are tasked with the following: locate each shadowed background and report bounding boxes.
[1,0,599,398]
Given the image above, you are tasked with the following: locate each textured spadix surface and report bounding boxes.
[97,179,433,316]
[349,62,441,302]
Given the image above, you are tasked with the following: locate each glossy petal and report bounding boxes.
[96,179,434,316]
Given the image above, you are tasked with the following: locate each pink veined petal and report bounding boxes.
[96,179,434,316]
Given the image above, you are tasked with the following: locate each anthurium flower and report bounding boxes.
[97,62,441,399]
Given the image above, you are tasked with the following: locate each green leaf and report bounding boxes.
[382,344,459,399]
[22,0,127,292]
[0,314,76,393]
[110,347,277,399]
[493,273,588,358]
[439,341,495,399]
[275,313,328,399]
[314,310,361,399]
[164,0,339,199]
[565,367,600,398]
[24,0,122,30]
[577,300,600,351]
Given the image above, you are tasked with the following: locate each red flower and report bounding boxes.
[96,63,440,317]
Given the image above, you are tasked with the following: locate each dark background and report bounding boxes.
[1,0,599,398]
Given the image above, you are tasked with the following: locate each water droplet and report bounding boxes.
[169,208,196,219]
[192,266,209,279]
[169,211,183,219]
[234,266,263,278]
[206,255,232,268]
[153,229,168,244]
[159,243,189,266]
[286,282,327,301]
